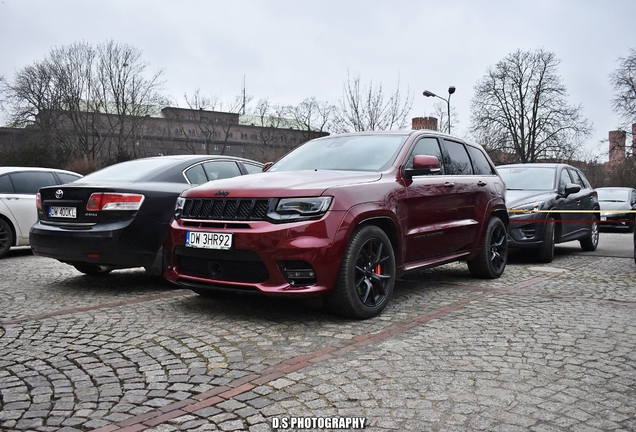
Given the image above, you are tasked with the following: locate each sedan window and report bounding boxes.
[0,174,13,193]
[57,173,81,184]
[9,172,57,194]
[203,161,242,180]
[184,164,208,185]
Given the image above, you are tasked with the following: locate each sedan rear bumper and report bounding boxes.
[30,221,158,269]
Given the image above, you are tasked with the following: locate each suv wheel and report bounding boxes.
[580,216,599,251]
[467,217,507,278]
[326,225,395,319]
[0,218,13,259]
[537,217,556,263]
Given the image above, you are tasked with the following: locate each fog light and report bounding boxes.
[279,261,317,286]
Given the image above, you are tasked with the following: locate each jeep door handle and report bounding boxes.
[444,182,455,188]
[477,181,487,186]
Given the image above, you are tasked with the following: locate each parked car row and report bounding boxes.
[3,130,633,319]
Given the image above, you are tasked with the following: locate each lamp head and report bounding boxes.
[422,90,436,97]
[448,86,456,95]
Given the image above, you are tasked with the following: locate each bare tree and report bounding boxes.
[335,72,413,133]
[95,40,167,162]
[285,97,335,142]
[431,101,459,135]
[250,98,291,160]
[470,48,592,163]
[3,40,166,165]
[610,47,636,126]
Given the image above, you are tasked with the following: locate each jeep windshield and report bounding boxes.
[268,135,407,172]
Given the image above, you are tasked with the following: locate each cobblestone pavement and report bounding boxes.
[1,234,635,432]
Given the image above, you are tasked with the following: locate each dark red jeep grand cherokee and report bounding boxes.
[164,131,508,319]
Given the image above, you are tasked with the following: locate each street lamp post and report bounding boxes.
[423,86,456,134]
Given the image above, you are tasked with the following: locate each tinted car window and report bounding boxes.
[0,174,13,193]
[243,163,264,174]
[498,167,556,190]
[467,145,495,175]
[81,158,178,182]
[57,173,81,184]
[558,168,573,193]
[184,164,208,185]
[10,171,57,194]
[406,137,445,175]
[203,161,242,180]
[444,140,473,175]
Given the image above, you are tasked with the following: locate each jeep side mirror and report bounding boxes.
[404,155,441,177]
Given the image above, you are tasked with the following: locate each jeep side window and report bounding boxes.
[444,140,473,175]
[467,145,496,175]
[406,137,444,175]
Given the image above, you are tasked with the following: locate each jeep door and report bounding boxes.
[402,137,480,263]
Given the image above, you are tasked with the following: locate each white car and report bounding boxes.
[0,167,82,258]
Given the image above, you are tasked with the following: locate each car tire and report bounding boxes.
[580,216,599,251]
[537,217,556,263]
[0,218,14,259]
[467,217,508,279]
[72,263,113,276]
[325,225,396,320]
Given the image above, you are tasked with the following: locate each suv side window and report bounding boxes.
[466,145,496,175]
[574,169,591,189]
[9,171,57,194]
[406,137,445,175]
[558,168,574,194]
[444,140,473,175]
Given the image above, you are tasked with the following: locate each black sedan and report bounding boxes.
[497,163,600,263]
[30,155,263,275]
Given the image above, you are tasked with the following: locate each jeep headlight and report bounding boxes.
[276,197,332,215]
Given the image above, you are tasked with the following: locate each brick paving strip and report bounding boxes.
[4,256,635,431]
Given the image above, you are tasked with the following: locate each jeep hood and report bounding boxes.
[183,170,383,198]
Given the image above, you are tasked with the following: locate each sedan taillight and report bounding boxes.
[86,193,145,211]
[36,193,42,210]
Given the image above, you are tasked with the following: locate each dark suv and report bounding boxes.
[497,163,599,262]
[164,131,509,319]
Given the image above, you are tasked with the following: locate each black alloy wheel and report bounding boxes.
[468,217,508,278]
[326,225,396,319]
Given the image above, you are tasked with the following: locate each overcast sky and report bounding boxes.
[1,0,634,160]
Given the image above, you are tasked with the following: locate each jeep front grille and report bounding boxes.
[182,198,272,221]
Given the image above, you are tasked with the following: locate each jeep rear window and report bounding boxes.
[269,135,406,172]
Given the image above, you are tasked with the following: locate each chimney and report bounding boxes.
[609,130,626,166]
[412,117,438,131]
